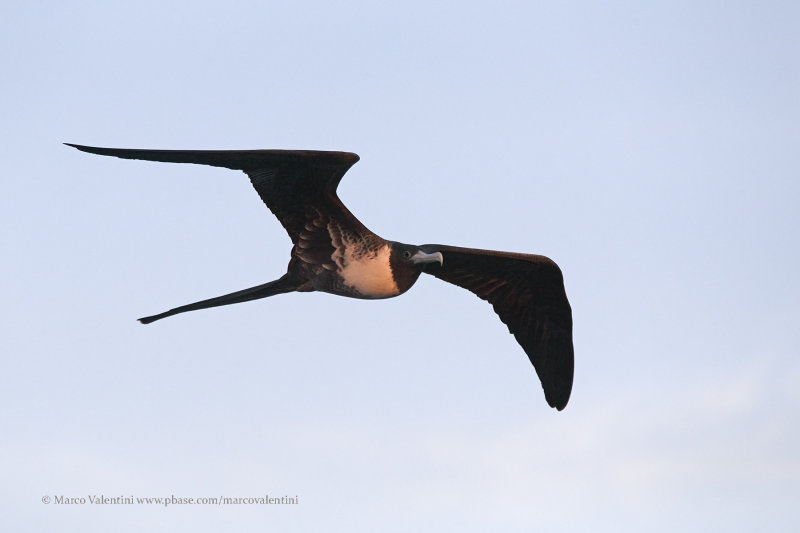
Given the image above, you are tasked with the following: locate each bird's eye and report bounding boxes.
[403,251,411,259]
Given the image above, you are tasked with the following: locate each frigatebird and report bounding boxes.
[67,144,574,410]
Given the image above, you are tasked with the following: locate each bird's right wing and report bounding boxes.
[419,244,574,410]
[66,144,375,267]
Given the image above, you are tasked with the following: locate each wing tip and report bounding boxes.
[549,391,571,411]
[544,359,574,411]
[65,143,105,156]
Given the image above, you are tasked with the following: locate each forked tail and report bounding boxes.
[139,275,300,324]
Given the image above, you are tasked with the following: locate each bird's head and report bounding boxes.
[387,242,444,294]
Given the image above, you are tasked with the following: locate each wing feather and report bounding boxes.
[65,144,375,266]
[420,244,574,410]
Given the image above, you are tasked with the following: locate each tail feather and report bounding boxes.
[138,275,300,324]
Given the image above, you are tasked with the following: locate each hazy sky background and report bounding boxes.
[2,1,798,531]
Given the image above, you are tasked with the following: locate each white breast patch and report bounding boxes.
[336,243,399,298]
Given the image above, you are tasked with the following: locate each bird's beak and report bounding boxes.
[410,250,444,266]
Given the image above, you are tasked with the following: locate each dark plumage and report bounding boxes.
[67,144,574,410]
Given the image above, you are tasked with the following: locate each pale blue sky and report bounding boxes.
[2,1,799,531]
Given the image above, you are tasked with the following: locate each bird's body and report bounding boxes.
[67,144,574,410]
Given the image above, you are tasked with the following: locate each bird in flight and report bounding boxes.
[67,144,574,410]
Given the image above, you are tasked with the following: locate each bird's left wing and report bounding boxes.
[419,244,574,410]
[66,144,374,268]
